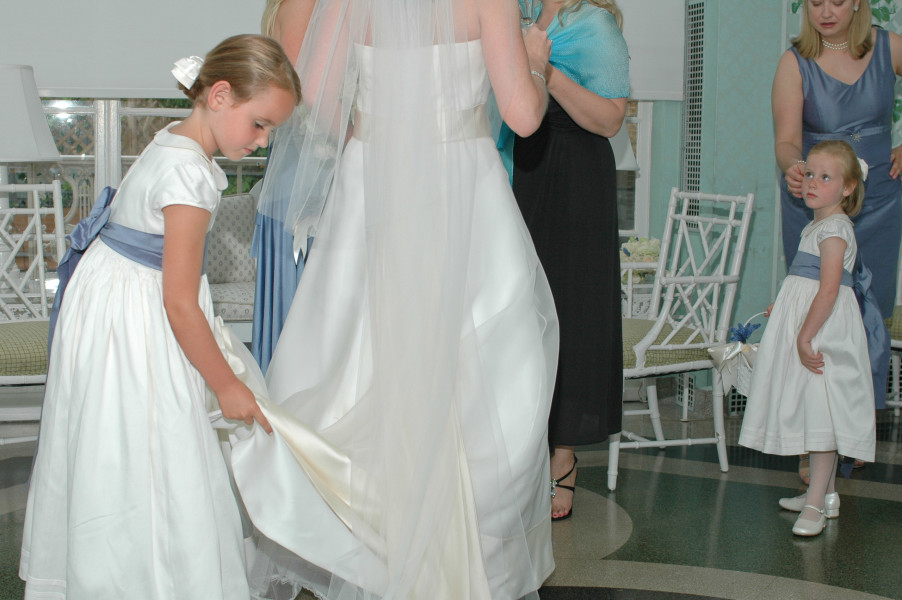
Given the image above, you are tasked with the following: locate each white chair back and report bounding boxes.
[0,181,65,442]
[608,188,754,491]
[0,181,66,320]
[64,178,93,226]
[632,188,754,370]
[620,262,657,319]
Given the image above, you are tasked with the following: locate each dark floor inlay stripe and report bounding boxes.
[0,510,25,600]
[615,438,902,485]
[540,587,725,600]
[876,418,902,443]
[573,466,902,600]
[0,457,32,489]
[621,444,802,473]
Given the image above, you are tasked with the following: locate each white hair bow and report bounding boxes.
[858,157,869,182]
[171,56,204,89]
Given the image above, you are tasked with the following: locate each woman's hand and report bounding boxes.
[764,302,775,317]
[785,161,805,198]
[890,143,902,179]
[217,378,273,434]
[796,334,824,374]
[524,25,551,77]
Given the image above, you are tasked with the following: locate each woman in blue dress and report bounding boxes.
[772,0,902,481]
[251,0,315,373]
[773,0,902,318]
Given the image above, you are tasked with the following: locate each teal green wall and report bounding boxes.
[645,0,788,335]
[647,101,682,239]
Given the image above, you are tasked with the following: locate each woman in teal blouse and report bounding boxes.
[499,0,630,521]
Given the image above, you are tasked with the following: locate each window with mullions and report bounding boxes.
[34,98,652,240]
[119,99,267,196]
[32,99,271,227]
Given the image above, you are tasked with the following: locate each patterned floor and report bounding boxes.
[2,391,900,600]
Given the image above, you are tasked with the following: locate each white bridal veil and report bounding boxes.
[239,1,556,598]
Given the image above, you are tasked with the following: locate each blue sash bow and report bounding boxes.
[788,251,889,411]
[48,187,165,352]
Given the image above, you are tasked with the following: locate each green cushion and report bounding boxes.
[887,305,902,342]
[622,318,711,369]
[0,320,50,377]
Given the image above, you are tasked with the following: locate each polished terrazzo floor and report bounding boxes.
[1,391,900,600]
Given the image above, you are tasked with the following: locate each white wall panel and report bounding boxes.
[3,0,683,100]
[2,0,265,98]
[621,0,686,101]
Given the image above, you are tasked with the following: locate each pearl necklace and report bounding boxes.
[822,38,849,51]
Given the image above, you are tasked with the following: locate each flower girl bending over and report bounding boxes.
[739,140,881,537]
[20,35,299,598]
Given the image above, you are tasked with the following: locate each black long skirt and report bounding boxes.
[513,98,623,446]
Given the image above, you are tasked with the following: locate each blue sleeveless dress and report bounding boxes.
[781,28,901,317]
[249,135,307,373]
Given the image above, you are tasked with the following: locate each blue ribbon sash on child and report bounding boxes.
[49,187,166,352]
[788,251,890,409]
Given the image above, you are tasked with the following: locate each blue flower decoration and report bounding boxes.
[622,247,631,257]
[728,321,761,343]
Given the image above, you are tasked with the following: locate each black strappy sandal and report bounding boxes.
[550,455,578,522]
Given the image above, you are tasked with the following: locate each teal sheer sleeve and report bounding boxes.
[546,4,630,99]
[493,3,630,183]
[496,122,515,184]
[488,90,515,183]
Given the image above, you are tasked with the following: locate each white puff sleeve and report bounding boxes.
[815,217,855,248]
[152,162,221,215]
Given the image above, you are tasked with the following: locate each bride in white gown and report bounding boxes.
[230,1,558,598]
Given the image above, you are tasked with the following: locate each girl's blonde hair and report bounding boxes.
[558,0,623,30]
[793,0,873,59]
[808,140,865,217]
[261,0,284,37]
[179,34,302,107]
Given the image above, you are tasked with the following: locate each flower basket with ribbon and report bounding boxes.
[707,312,766,396]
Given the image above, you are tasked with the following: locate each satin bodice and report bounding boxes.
[355,39,491,116]
[793,28,895,166]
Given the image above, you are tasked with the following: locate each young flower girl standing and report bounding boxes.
[739,140,880,537]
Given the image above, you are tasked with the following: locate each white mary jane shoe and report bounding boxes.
[792,505,827,537]
[779,491,839,518]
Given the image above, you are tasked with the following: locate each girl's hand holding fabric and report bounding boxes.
[797,335,824,374]
[217,378,273,433]
[162,204,274,434]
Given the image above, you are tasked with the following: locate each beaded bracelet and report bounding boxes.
[530,69,546,84]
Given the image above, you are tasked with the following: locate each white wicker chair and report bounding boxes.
[0,181,66,444]
[621,262,657,319]
[608,188,754,490]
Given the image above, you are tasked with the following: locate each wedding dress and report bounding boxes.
[231,3,559,598]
